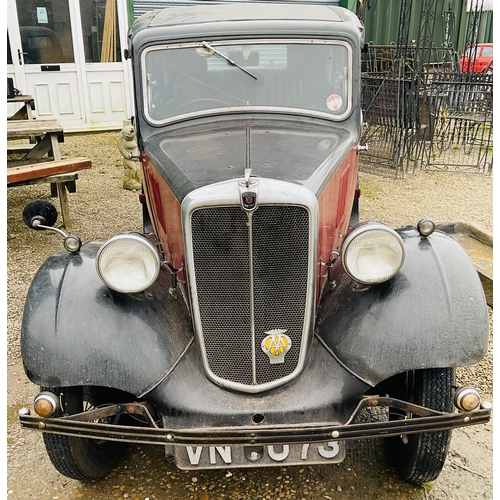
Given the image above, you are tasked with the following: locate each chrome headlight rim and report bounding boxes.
[96,232,161,294]
[341,222,405,285]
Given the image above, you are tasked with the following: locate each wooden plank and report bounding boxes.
[7,157,54,169]
[7,157,91,184]
[57,181,72,229]
[22,134,61,161]
[8,172,78,188]
[7,95,35,120]
[7,120,63,139]
[7,144,36,154]
[8,106,30,121]
[7,95,35,105]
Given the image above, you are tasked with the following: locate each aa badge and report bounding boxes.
[261,329,291,364]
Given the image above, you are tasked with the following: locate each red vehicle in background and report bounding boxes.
[459,43,493,73]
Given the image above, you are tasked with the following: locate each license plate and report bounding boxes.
[174,441,346,469]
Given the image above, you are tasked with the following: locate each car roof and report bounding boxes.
[147,3,344,27]
[465,43,493,48]
[129,2,363,46]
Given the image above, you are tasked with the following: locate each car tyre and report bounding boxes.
[41,386,129,480]
[387,367,455,484]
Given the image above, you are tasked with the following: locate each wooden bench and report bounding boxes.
[7,119,64,162]
[7,157,92,230]
[7,95,36,121]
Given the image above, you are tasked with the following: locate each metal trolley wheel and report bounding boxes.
[386,367,455,484]
[41,386,130,480]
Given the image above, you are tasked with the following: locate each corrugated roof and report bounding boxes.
[468,0,493,12]
[147,2,343,26]
[133,0,340,20]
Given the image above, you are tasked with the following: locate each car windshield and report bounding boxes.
[143,40,352,124]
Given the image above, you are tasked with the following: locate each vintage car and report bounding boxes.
[18,2,491,486]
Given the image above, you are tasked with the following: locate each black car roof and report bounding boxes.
[148,3,343,27]
[129,3,363,46]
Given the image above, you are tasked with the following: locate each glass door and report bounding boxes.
[7,11,28,112]
[7,0,84,125]
[78,0,131,127]
[8,0,132,129]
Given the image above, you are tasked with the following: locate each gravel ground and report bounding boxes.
[6,131,493,397]
[356,168,493,399]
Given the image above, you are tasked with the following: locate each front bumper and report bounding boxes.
[19,395,492,447]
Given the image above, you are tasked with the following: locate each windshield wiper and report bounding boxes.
[201,41,257,80]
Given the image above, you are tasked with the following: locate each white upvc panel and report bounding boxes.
[33,83,53,116]
[87,68,128,125]
[89,81,106,113]
[110,80,126,112]
[8,0,131,130]
[26,68,83,124]
[57,82,75,115]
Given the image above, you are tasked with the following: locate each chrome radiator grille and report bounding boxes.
[191,205,310,388]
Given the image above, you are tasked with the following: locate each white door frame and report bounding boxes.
[7,0,28,93]
[7,0,133,129]
[117,0,135,120]
[73,0,134,127]
[68,0,90,124]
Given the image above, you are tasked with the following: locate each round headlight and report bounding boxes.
[96,233,160,293]
[342,223,405,284]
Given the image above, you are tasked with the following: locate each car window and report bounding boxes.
[481,47,493,57]
[143,40,352,124]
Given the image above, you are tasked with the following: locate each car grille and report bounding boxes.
[191,204,310,388]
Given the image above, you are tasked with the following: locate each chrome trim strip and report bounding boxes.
[247,211,257,385]
[150,106,353,125]
[141,39,353,125]
[182,178,319,394]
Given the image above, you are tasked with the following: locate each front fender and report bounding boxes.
[316,227,489,386]
[21,242,193,396]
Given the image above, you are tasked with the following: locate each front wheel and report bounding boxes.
[42,386,130,480]
[386,367,455,484]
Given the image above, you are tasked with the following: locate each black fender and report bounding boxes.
[316,227,489,386]
[21,242,193,396]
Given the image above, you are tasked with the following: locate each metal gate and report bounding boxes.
[358,0,493,177]
[424,70,492,173]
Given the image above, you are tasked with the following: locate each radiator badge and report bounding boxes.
[261,330,291,364]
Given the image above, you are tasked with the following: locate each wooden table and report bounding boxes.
[7,157,92,229]
[6,119,83,229]
[7,95,36,120]
[7,119,63,163]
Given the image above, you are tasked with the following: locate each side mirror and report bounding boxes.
[22,200,58,230]
[22,200,82,253]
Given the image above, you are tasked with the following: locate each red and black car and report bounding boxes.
[18,2,491,485]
